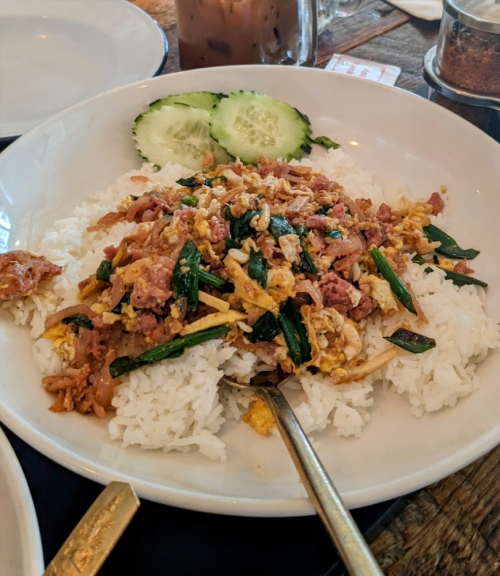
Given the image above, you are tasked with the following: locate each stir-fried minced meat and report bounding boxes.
[427,192,445,215]
[0,251,62,301]
[38,156,444,420]
[453,259,474,275]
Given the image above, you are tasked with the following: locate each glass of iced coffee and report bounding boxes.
[175,0,363,70]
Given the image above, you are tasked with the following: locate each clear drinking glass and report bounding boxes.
[175,0,363,70]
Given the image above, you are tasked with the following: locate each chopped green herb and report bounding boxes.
[198,268,234,292]
[313,136,340,150]
[173,240,202,311]
[423,224,479,260]
[246,312,281,343]
[325,229,343,239]
[248,248,268,289]
[176,175,225,188]
[283,298,311,363]
[269,215,318,274]
[384,328,436,354]
[130,194,140,200]
[411,254,487,288]
[96,260,112,282]
[109,325,230,378]
[278,313,302,366]
[316,205,332,216]
[224,206,262,242]
[296,223,309,237]
[225,238,242,251]
[369,246,416,315]
[111,292,131,314]
[180,195,199,207]
[62,315,94,330]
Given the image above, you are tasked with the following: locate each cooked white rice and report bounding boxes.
[4,149,499,462]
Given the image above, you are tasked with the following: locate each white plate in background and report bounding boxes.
[0,66,499,516]
[0,427,44,576]
[0,0,168,140]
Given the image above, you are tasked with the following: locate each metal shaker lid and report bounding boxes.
[443,0,500,33]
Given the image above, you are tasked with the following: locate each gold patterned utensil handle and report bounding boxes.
[43,481,140,576]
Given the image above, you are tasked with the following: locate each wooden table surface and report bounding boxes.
[131,2,500,574]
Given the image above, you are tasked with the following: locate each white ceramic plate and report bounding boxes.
[0,66,499,517]
[0,428,44,576]
[0,0,167,140]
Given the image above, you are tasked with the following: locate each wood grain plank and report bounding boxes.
[347,19,440,91]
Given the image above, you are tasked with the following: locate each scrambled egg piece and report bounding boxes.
[359,275,399,314]
[243,396,275,436]
[193,208,210,239]
[278,234,302,265]
[341,321,362,362]
[43,323,78,363]
[438,258,454,270]
[181,310,247,335]
[121,303,139,331]
[224,255,279,314]
[301,305,345,371]
[394,202,440,254]
[267,265,296,304]
[117,256,156,286]
[161,215,183,245]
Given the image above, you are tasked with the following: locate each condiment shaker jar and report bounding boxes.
[435,0,500,96]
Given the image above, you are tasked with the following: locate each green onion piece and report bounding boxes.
[225,206,262,242]
[298,237,318,274]
[269,215,318,274]
[173,240,202,311]
[269,214,295,238]
[130,194,140,200]
[111,292,131,314]
[384,328,436,354]
[180,195,199,207]
[96,260,112,282]
[248,248,268,289]
[411,254,427,266]
[278,313,302,366]
[282,299,311,363]
[440,269,488,288]
[225,238,242,251]
[198,268,234,292]
[423,224,479,260]
[325,229,343,239]
[369,246,416,315]
[246,312,281,343]
[139,325,229,364]
[313,136,340,150]
[316,205,332,216]
[110,325,231,378]
[296,223,309,237]
[176,176,221,188]
[411,255,487,287]
[62,315,94,330]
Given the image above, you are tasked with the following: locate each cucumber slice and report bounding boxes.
[133,104,231,171]
[210,91,312,164]
[149,91,224,113]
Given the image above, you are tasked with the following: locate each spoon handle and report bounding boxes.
[260,386,383,576]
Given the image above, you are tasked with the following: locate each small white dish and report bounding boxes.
[0,66,499,517]
[0,0,168,140]
[0,427,44,576]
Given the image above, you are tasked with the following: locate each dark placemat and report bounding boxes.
[2,424,394,576]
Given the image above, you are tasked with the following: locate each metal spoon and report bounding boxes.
[221,370,383,576]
